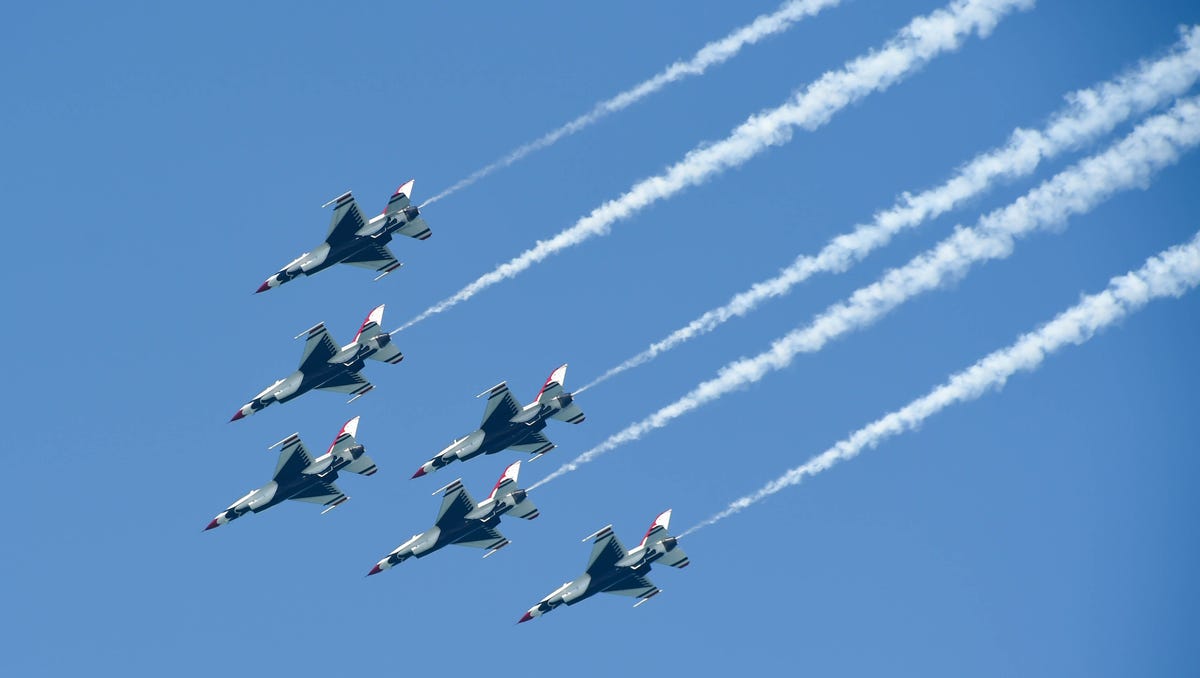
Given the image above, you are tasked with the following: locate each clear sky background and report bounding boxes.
[3,1,1199,675]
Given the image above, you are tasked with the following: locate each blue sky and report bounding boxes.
[3,1,1199,675]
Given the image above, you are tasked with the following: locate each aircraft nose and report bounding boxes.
[517,612,534,624]
[411,465,428,479]
[230,407,249,422]
[204,518,220,531]
[255,280,272,293]
[367,563,383,576]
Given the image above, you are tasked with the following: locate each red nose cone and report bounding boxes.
[230,409,246,422]
[204,519,220,531]
[256,281,271,293]
[518,612,534,624]
[367,564,383,576]
[411,466,427,479]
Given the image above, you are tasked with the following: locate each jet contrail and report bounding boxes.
[577,25,1200,393]
[400,0,1035,331]
[683,230,1200,536]
[529,96,1200,490]
[420,0,845,208]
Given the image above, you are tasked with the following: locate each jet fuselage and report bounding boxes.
[377,489,528,566]
[211,444,366,527]
[239,335,393,416]
[270,208,420,287]
[436,403,559,466]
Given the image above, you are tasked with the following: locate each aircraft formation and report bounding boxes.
[210,181,685,623]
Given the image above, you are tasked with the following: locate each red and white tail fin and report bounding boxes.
[331,416,377,476]
[384,179,432,240]
[354,305,403,365]
[354,305,386,343]
[489,461,539,520]
[537,364,586,424]
[640,509,672,548]
[487,460,522,501]
[640,509,688,568]
[382,180,415,215]
[535,364,568,404]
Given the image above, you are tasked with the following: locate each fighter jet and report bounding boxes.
[256,180,432,293]
[367,460,539,575]
[412,364,585,478]
[231,304,402,421]
[518,510,689,623]
[204,417,377,530]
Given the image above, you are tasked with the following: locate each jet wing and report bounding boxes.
[584,526,629,577]
[299,323,339,374]
[341,243,402,278]
[315,371,374,397]
[450,523,510,552]
[272,434,316,484]
[508,431,554,456]
[433,479,479,531]
[289,479,348,509]
[325,192,368,246]
[600,571,661,603]
[479,382,521,432]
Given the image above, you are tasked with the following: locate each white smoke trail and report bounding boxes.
[399,0,1035,331]
[420,0,845,208]
[578,25,1200,393]
[683,231,1200,535]
[529,96,1200,490]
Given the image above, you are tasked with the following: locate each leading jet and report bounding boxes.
[412,364,585,478]
[256,180,432,293]
[518,510,689,623]
[367,460,539,575]
[231,304,402,421]
[204,417,377,530]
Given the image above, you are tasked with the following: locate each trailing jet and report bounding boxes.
[204,417,377,530]
[518,509,689,623]
[412,365,585,478]
[256,180,432,293]
[367,460,539,575]
[231,304,402,421]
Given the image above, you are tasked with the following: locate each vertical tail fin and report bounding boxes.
[383,180,415,215]
[535,365,568,404]
[538,364,587,424]
[490,461,539,520]
[331,416,378,476]
[355,305,403,365]
[641,509,689,568]
[384,179,432,240]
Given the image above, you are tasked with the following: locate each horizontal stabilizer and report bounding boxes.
[343,452,378,476]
